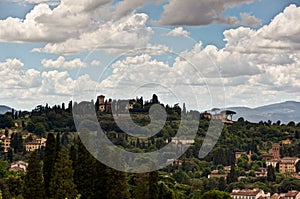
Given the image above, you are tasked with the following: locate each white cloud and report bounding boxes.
[0,59,41,89]
[125,44,170,56]
[240,13,262,26]
[32,13,153,55]
[114,0,144,18]
[97,4,300,109]
[91,60,102,66]
[167,27,190,37]
[0,0,153,55]
[0,0,60,5]
[156,0,255,26]
[41,56,86,69]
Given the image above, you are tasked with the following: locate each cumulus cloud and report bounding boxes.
[240,13,262,26]
[0,58,100,109]
[155,0,255,26]
[0,0,60,5]
[0,59,41,89]
[0,0,153,54]
[41,56,86,69]
[91,60,102,66]
[32,13,153,54]
[96,4,300,108]
[98,53,211,109]
[167,27,190,37]
[125,44,171,56]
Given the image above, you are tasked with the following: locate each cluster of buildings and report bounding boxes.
[9,160,28,172]
[25,138,47,152]
[262,143,299,175]
[234,141,300,176]
[0,134,11,152]
[201,111,234,124]
[230,189,300,199]
[1,132,47,152]
[97,95,136,113]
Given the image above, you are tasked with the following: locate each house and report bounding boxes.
[282,139,292,146]
[236,151,252,163]
[262,143,280,161]
[0,134,5,139]
[270,193,283,199]
[9,161,28,172]
[279,157,299,174]
[266,159,280,168]
[208,173,227,179]
[230,188,271,199]
[283,190,300,199]
[25,138,47,152]
[235,152,247,160]
[170,137,194,145]
[200,112,212,120]
[255,168,268,177]
[223,166,231,173]
[2,137,11,152]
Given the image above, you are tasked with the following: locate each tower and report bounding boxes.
[98,95,105,104]
[98,95,105,112]
[272,143,280,159]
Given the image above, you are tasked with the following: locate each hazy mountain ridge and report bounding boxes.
[0,105,12,114]
[229,101,300,124]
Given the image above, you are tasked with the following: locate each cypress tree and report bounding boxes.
[75,139,96,199]
[134,173,149,199]
[49,146,77,199]
[55,132,60,159]
[93,160,109,198]
[149,171,159,199]
[105,168,130,199]
[7,149,13,163]
[43,133,56,197]
[23,150,45,199]
[267,165,276,182]
[218,177,227,191]
[227,164,237,184]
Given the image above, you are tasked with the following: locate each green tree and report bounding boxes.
[55,132,60,159]
[23,150,45,199]
[49,146,77,199]
[218,177,227,191]
[43,133,56,198]
[149,171,159,199]
[34,123,46,137]
[75,139,96,199]
[26,122,35,132]
[0,115,13,129]
[296,161,300,173]
[267,165,276,182]
[0,161,8,178]
[7,149,13,162]
[200,190,231,199]
[105,168,130,199]
[227,164,237,184]
[134,173,149,199]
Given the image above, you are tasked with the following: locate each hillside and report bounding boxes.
[230,101,300,124]
[0,105,11,114]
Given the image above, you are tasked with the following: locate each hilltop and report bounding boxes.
[229,101,300,124]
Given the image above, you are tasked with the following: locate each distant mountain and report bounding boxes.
[0,105,12,114]
[229,101,300,124]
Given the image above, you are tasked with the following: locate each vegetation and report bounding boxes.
[0,97,300,198]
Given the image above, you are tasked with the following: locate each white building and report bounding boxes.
[230,188,270,199]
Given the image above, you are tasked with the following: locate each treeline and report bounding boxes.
[1,133,183,199]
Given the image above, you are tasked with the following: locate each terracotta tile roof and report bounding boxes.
[285,190,299,197]
[231,189,260,196]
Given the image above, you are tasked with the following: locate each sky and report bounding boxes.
[0,0,300,111]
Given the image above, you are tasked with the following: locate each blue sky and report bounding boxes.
[0,0,300,111]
